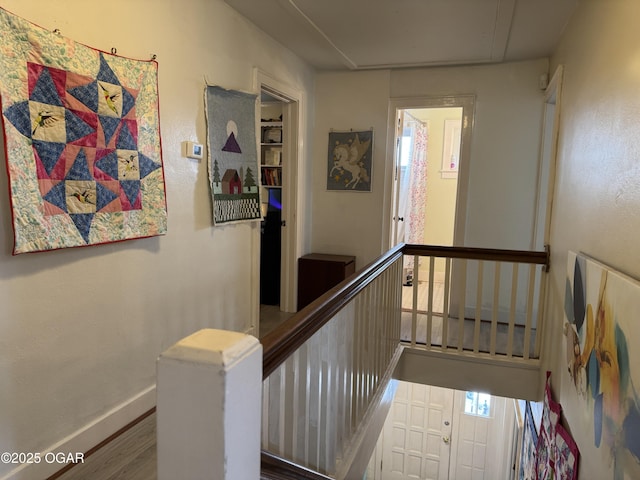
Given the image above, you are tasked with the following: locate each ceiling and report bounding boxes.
[224,0,579,71]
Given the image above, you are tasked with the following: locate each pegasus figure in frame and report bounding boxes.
[329,133,371,189]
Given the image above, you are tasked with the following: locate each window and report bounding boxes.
[464,391,491,417]
[399,131,412,167]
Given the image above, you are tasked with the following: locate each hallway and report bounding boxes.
[53,307,292,480]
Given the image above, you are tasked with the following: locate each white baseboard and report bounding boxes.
[1,385,156,480]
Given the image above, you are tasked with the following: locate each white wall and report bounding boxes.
[311,70,391,269]
[0,1,314,478]
[543,1,640,478]
[391,60,548,251]
[312,59,548,270]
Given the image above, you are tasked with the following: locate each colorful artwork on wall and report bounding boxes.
[205,86,261,225]
[564,251,640,478]
[519,401,538,480]
[327,130,373,191]
[0,8,167,254]
[535,372,579,480]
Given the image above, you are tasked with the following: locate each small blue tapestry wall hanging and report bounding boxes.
[205,86,261,225]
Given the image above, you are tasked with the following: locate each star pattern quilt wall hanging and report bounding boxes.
[0,8,167,254]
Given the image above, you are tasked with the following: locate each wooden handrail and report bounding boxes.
[260,452,333,480]
[260,243,550,479]
[262,243,549,378]
[261,243,403,378]
[402,244,549,269]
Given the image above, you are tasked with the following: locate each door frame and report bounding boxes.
[532,65,563,250]
[252,68,305,328]
[382,96,476,251]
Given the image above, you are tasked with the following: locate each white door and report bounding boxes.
[449,391,511,480]
[391,109,408,248]
[376,384,513,480]
[381,382,454,479]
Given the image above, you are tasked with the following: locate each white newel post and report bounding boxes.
[156,329,262,480]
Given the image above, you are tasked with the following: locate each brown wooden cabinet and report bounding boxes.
[297,253,356,310]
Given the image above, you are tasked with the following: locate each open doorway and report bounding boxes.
[385,95,474,262]
[386,95,474,254]
[254,69,303,337]
[259,92,286,312]
[386,96,474,321]
[392,106,463,287]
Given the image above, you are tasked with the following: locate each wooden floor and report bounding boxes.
[400,281,537,356]
[51,307,292,480]
[52,412,157,480]
[259,303,294,337]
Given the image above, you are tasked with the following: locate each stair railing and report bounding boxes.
[258,243,549,479]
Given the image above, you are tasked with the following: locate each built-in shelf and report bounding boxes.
[260,120,283,187]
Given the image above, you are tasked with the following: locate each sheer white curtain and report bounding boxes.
[398,112,428,282]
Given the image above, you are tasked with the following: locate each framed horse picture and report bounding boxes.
[326,129,373,192]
